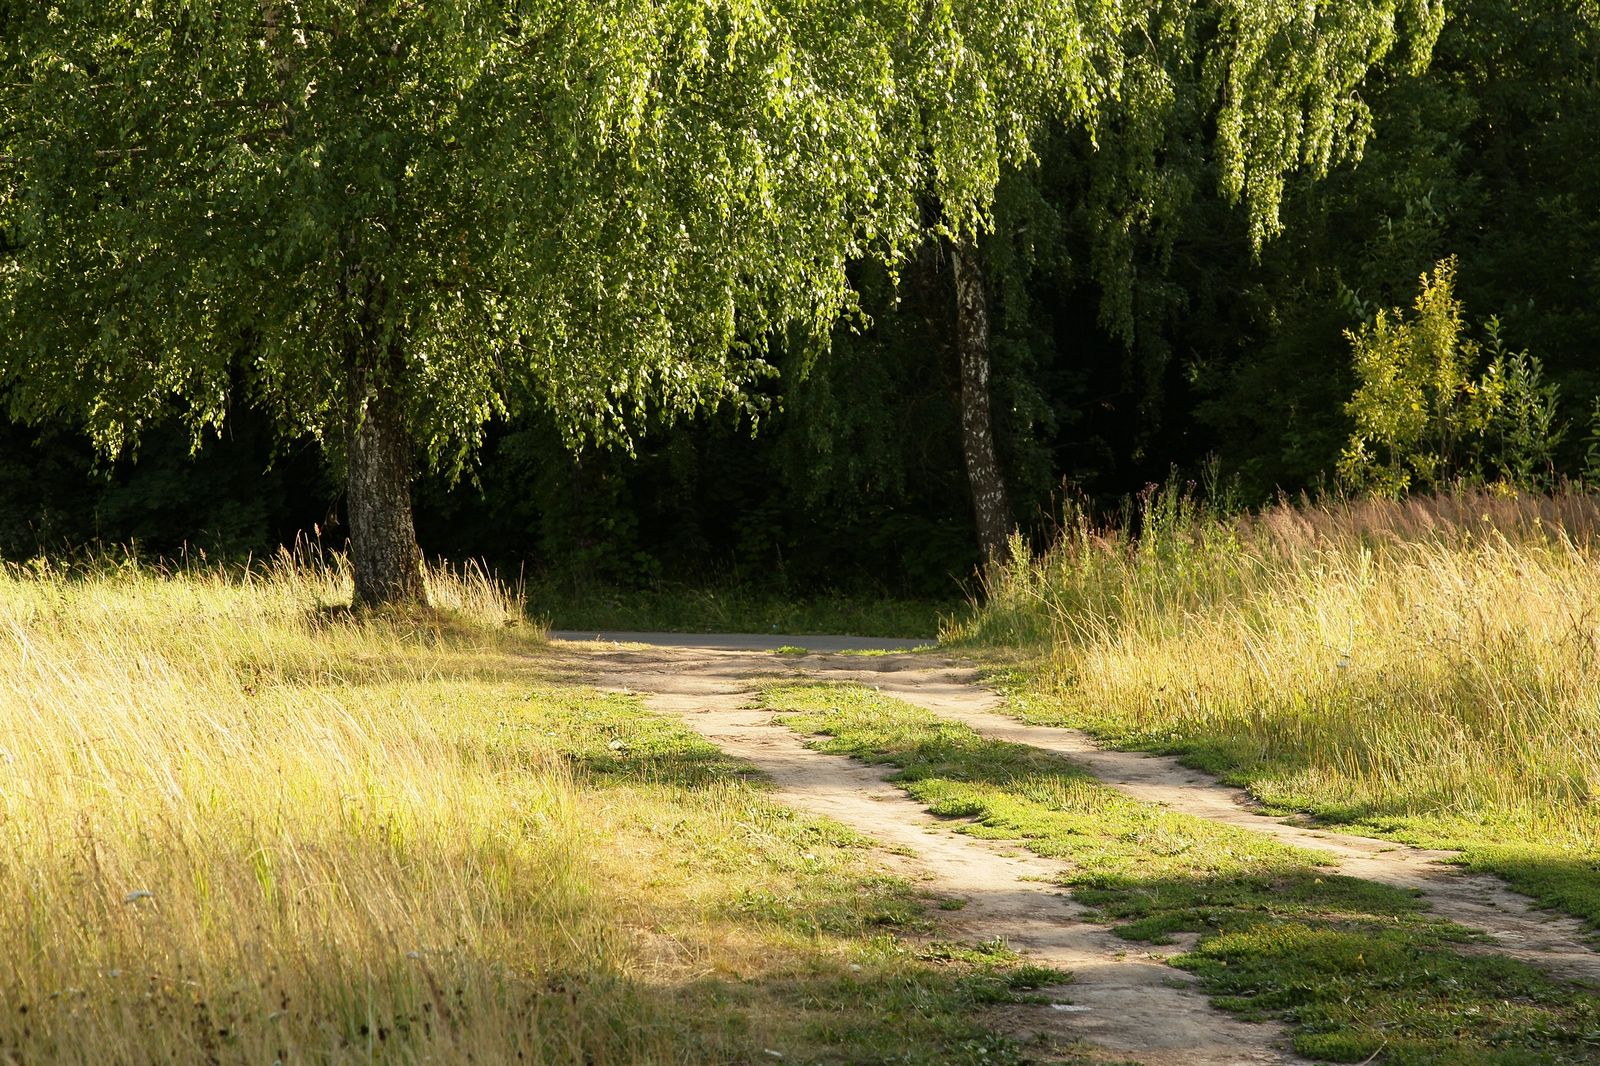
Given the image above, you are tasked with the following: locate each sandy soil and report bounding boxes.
[552,638,1600,1063]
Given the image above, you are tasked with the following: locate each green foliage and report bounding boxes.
[529,578,952,638]
[0,0,1441,470]
[13,0,1589,592]
[0,0,1130,472]
[1338,258,1561,494]
[0,412,332,559]
[1581,400,1600,489]
[1478,324,1565,489]
[1191,0,1600,498]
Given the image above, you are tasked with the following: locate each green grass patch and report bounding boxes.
[761,681,1600,1064]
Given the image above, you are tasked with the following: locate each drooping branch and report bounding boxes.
[259,1,304,138]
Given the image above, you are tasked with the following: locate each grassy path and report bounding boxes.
[559,637,1600,1064]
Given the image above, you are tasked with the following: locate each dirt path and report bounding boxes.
[551,637,1600,1062]
[558,641,1300,1065]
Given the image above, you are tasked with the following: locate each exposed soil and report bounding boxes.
[552,638,1600,1063]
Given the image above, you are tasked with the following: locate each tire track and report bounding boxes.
[810,652,1600,988]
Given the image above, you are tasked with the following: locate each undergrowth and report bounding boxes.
[529,577,955,638]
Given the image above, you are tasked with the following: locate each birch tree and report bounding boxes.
[0,0,1443,596]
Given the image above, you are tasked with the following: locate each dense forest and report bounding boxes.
[3,0,1595,598]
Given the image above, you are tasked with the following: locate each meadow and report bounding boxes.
[0,554,1043,1064]
[10,486,1600,1063]
[954,489,1600,927]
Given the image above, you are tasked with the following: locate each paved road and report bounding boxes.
[548,630,934,653]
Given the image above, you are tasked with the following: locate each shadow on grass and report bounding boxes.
[1169,904,1600,1064]
[982,664,1600,941]
[576,744,761,789]
[0,948,1044,1066]
[1095,716,1600,938]
[1458,849,1600,933]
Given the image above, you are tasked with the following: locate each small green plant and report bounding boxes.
[1338,257,1562,494]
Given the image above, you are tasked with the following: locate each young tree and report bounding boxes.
[1,1,1442,599]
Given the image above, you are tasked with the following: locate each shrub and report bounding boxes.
[1338,257,1561,494]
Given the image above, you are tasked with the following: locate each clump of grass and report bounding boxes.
[764,682,1600,1063]
[950,487,1600,927]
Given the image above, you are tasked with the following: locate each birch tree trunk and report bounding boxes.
[951,235,1012,568]
[346,355,427,609]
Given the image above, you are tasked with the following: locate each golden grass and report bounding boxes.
[0,554,659,1062]
[956,490,1600,902]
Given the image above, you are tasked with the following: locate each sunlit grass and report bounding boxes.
[0,553,1058,1063]
[951,489,1600,925]
[0,554,621,1063]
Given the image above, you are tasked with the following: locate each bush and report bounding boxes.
[1337,257,1561,494]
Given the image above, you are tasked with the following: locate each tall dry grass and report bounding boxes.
[0,552,679,1063]
[957,489,1600,867]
